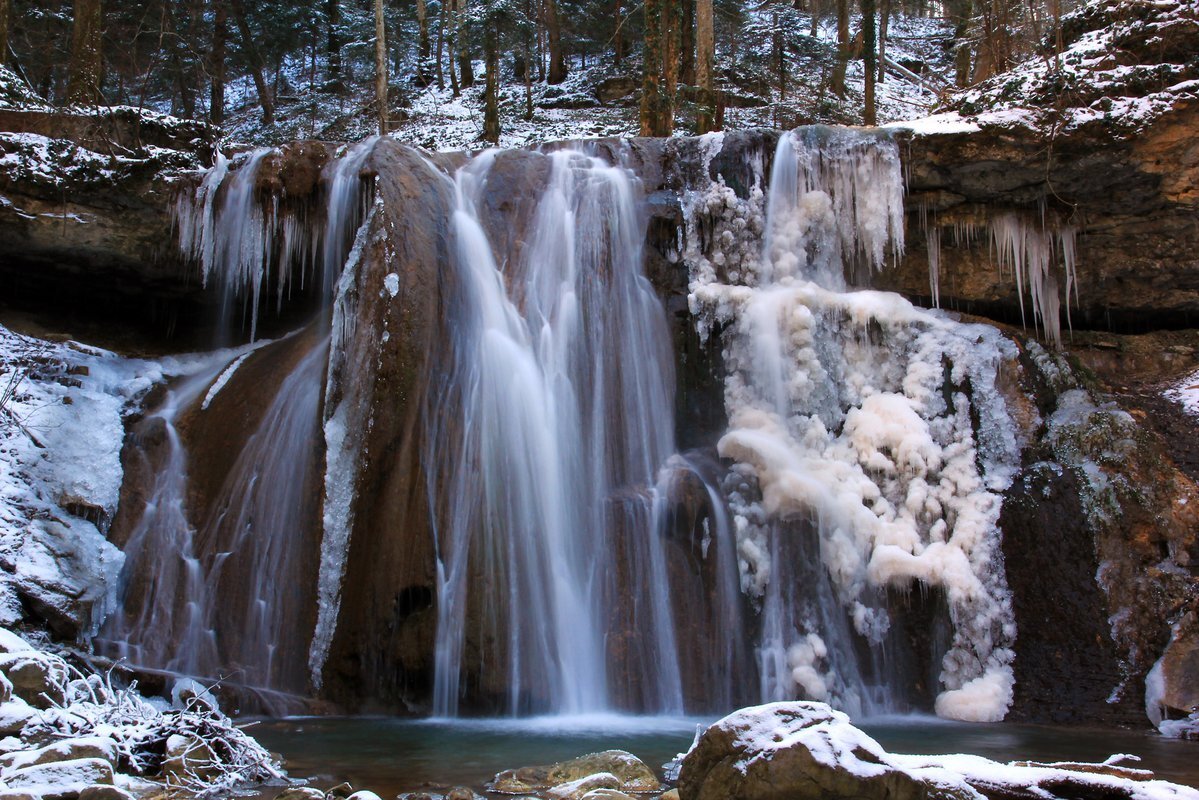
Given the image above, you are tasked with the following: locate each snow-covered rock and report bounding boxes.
[679,702,1199,800]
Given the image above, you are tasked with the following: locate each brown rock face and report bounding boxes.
[317,140,455,710]
[877,100,1199,332]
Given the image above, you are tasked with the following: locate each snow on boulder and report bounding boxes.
[678,702,942,800]
[0,632,33,656]
[679,702,1199,800]
[0,700,37,737]
[4,757,115,799]
[0,736,119,773]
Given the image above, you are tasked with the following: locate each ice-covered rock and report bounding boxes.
[3,757,115,799]
[0,736,118,773]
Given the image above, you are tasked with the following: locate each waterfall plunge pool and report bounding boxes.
[245,714,1199,796]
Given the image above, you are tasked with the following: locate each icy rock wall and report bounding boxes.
[682,128,1022,721]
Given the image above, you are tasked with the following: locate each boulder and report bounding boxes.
[546,774,621,800]
[580,790,639,800]
[0,674,10,705]
[77,787,135,800]
[0,700,37,736]
[0,736,119,772]
[677,703,945,800]
[491,750,661,794]
[273,788,326,800]
[594,77,638,105]
[444,788,480,800]
[0,633,32,656]
[0,652,67,709]
[345,792,384,800]
[161,733,220,784]
[4,757,115,800]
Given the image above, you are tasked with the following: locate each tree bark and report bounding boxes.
[416,0,432,83]
[945,0,972,86]
[230,0,274,123]
[660,0,680,133]
[457,0,473,87]
[878,0,889,82]
[830,0,849,97]
[861,0,876,125]
[639,0,663,135]
[544,0,567,84]
[435,0,446,89]
[0,0,10,67]
[613,0,625,66]
[210,0,226,123]
[482,25,499,142]
[374,0,388,134]
[695,0,714,133]
[67,0,104,105]
[680,0,695,86]
[327,0,343,90]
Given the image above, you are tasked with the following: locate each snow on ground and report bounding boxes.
[214,11,953,152]
[1164,368,1199,417]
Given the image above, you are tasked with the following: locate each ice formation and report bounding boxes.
[683,128,1020,721]
[921,211,1079,348]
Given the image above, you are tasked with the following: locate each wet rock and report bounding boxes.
[345,792,383,800]
[678,703,941,800]
[0,791,37,800]
[326,783,355,798]
[0,674,10,704]
[546,774,622,800]
[491,751,661,794]
[659,791,680,800]
[4,757,116,800]
[273,788,326,800]
[580,790,638,800]
[444,788,479,800]
[1153,603,1199,721]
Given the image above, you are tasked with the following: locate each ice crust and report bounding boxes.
[683,129,1020,721]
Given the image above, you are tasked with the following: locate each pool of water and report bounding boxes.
[246,713,1199,797]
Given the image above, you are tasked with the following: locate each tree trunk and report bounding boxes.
[327,0,343,90]
[861,0,876,125]
[946,0,972,86]
[680,0,695,86]
[416,0,431,82]
[163,1,195,117]
[482,26,499,142]
[67,0,104,105]
[695,0,714,133]
[660,0,680,133]
[830,0,849,97]
[374,0,388,134]
[878,0,889,82]
[435,0,446,89]
[210,0,226,123]
[230,0,274,123]
[613,0,624,66]
[639,0,663,135]
[810,0,819,37]
[456,0,473,88]
[0,0,10,67]
[544,0,567,84]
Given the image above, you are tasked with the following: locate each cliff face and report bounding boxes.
[2,88,1197,727]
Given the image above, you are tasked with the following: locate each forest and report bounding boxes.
[0,0,1080,146]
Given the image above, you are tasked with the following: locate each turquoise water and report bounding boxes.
[247,714,1199,796]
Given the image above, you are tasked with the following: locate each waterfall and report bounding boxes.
[427,148,689,715]
[103,141,377,706]
[686,128,1022,722]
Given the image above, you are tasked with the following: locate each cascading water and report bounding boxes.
[103,141,376,706]
[426,147,707,716]
[685,128,1021,721]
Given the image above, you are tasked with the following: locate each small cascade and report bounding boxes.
[103,140,378,706]
[685,127,1021,721]
[98,354,246,676]
[426,148,692,715]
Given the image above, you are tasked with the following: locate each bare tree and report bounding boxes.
[67,0,104,104]
[230,0,274,123]
[862,0,876,124]
[374,0,388,134]
[544,0,567,83]
[695,0,715,133]
[0,0,10,67]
